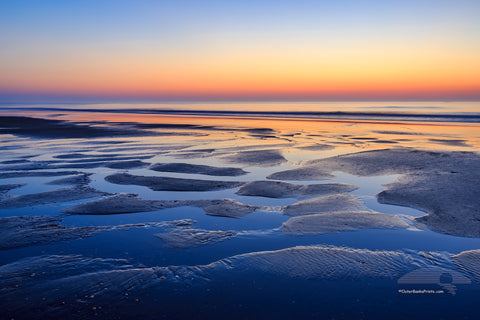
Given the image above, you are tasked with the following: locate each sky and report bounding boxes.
[1,0,479,103]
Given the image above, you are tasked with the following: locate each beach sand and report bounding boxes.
[1,112,480,318]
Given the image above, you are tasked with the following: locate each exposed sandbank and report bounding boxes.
[105,173,244,191]
[236,181,357,198]
[46,174,92,186]
[55,159,149,169]
[62,193,165,214]
[149,162,247,176]
[0,186,110,209]
[269,148,480,237]
[267,167,334,180]
[0,159,30,164]
[282,194,364,216]
[63,193,262,218]
[53,154,154,161]
[282,211,410,235]
[0,116,150,138]
[0,171,82,179]
[0,216,106,250]
[53,152,131,159]
[0,215,193,250]
[193,198,261,218]
[293,144,335,151]
[429,138,470,147]
[377,170,480,237]
[155,228,237,248]
[222,149,287,167]
[0,159,149,171]
[452,250,480,282]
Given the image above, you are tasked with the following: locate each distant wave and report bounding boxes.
[1,107,480,123]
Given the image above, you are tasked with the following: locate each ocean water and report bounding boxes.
[1,101,480,319]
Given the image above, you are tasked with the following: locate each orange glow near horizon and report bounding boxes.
[2,44,479,100]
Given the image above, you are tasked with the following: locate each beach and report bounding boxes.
[1,104,480,319]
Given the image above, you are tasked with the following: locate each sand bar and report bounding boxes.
[222,149,287,167]
[155,228,237,248]
[149,162,247,176]
[269,148,480,237]
[282,211,409,235]
[105,173,244,191]
[63,193,262,218]
[282,194,364,216]
[236,180,357,198]
[0,186,110,209]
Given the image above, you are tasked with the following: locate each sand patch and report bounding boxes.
[149,162,247,176]
[0,159,149,171]
[105,173,244,191]
[282,194,364,216]
[0,171,82,179]
[0,186,110,209]
[236,181,357,198]
[62,193,169,214]
[212,245,428,280]
[269,148,480,237]
[452,250,480,283]
[192,198,261,218]
[54,159,149,169]
[267,167,334,180]
[0,216,107,250]
[373,131,423,135]
[0,161,53,171]
[53,153,139,159]
[0,216,192,250]
[155,228,237,248]
[294,144,335,151]
[53,155,154,162]
[369,140,398,144]
[429,138,470,147]
[46,173,92,186]
[377,170,480,237]
[0,116,149,138]
[63,193,262,218]
[221,149,287,167]
[282,211,410,235]
[0,159,30,164]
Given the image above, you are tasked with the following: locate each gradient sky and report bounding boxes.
[1,0,480,102]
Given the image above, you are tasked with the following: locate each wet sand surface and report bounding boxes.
[1,112,480,319]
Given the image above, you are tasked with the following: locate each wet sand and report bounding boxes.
[236,181,357,198]
[0,186,110,209]
[1,245,476,319]
[270,148,480,236]
[282,211,410,235]
[105,173,244,191]
[62,193,263,218]
[222,149,287,166]
[149,162,247,176]
[0,215,193,250]
[1,112,480,319]
[155,228,237,248]
[282,194,365,216]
